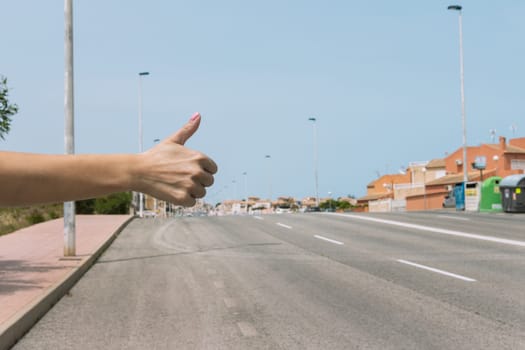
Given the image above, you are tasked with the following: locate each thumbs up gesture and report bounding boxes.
[133,113,218,207]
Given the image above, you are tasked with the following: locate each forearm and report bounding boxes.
[0,114,218,208]
[0,152,136,207]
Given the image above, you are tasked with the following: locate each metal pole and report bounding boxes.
[243,172,248,200]
[153,138,160,216]
[423,168,427,210]
[309,118,319,207]
[448,5,468,209]
[265,155,272,201]
[232,180,237,200]
[458,10,468,187]
[137,72,149,218]
[63,0,75,256]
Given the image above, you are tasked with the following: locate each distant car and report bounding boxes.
[442,192,456,208]
[276,206,291,214]
[305,206,321,212]
[142,210,157,218]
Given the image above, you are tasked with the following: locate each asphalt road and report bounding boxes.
[13,212,525,349]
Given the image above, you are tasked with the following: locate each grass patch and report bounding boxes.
[0,203,64,236]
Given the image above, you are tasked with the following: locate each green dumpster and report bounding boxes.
[479,176,502,212]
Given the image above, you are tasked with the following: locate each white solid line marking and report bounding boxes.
[237,322,258,337]
[276,223,292,229]
[397,259,476,282]
[326,213,525,248]
[253,216,264,220]
[437,215,470,221]
[314,235,344,245]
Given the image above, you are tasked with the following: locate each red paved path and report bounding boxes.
[0,215,131,329]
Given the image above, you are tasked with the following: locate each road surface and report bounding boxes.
[13,212,525,349]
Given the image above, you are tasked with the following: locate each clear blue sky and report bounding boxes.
[2,1,525,204]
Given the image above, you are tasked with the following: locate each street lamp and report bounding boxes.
[232,179,237,200]
[308,117,319,207]
[138,71,150,218]
[448,5,468,207]
[265,155,272,201]
[153,138,160,216]
[63,0,75,256]
[243,172,248,200]
[422,167,427,210]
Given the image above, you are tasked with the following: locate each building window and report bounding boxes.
[511,159,525,170]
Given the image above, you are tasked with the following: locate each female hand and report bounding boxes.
[132,113,218,207]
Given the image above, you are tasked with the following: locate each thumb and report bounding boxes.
[167,112,201,145]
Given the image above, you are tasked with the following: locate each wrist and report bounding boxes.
[123,153,144,192]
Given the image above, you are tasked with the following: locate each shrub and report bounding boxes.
[27,209,45,225]
[47,210,60,219]
[76,198,96,214]
[94,192,132,214]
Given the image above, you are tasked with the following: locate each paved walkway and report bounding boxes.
[0,215,133,349]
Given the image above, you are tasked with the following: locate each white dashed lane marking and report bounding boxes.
[276,223,292,229]
[314,235,344,245]
[397,259,476,282]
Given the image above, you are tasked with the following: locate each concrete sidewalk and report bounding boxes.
[0,215,133,350]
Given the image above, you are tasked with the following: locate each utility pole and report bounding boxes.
[308,117,319,207]
[448,5,468,207]
[63,0,75,256]
[137,72,149,217]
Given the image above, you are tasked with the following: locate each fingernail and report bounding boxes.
[190,112,200,122]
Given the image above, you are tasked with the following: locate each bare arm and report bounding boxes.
[0,113,217,207]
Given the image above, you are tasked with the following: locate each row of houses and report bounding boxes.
[216,196,358,216]
[358,136,525,212]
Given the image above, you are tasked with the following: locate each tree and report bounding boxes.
[76,198,96,214]
[319,199,338,211]
[0,76,19,140]
[337,201,351,210]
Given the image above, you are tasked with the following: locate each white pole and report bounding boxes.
[449,5,468,209]
[309,118,319,207]
[243,172,248,200]
[458,11,468,187]
[423,168,427,210]
[138,72,149,218]
[63,0,76,256]
[265,155,272,201]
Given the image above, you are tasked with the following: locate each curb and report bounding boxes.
[0,216,135,350]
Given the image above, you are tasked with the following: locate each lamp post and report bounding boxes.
[265,155,272,201]
[243,171,248,199]
[422,167,427,210]
[138,71,149,218]
[493,155,499,176]
[448,5,468,206]
[63,0,75,256]
[308,117,319,207]
[153,138,160,216]
[232,179,237,200]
